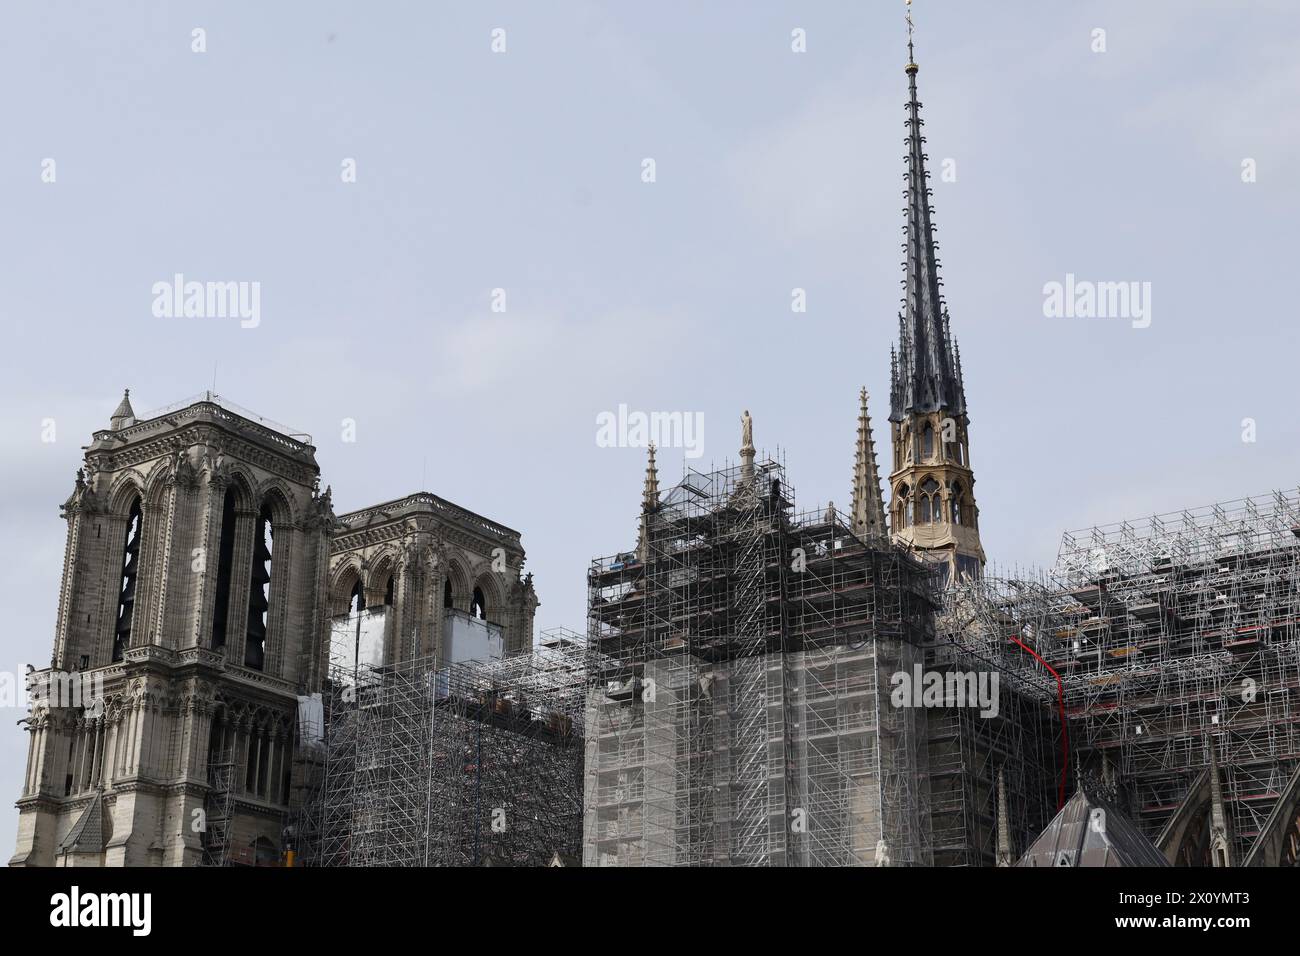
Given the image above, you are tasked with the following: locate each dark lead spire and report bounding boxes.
[889,9,965,424]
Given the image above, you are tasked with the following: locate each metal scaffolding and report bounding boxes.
[940,490,1300,865]
[307,624,586,867]
[585,458,937,866]
[929,576,1065,866]
[1049,490,1300,863]
[202,749,236,867]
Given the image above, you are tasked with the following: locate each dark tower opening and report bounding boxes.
[244,503,273,670]
[112,497,142,663]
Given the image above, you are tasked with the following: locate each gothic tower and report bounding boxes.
[886,28,985,586]
[12,392,336,866]
[849,388,888,542]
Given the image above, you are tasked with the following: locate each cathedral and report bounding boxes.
[15,17,1300,870]
[11,392,538,866]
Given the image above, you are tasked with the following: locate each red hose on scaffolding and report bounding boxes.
[1008,634,1070,811]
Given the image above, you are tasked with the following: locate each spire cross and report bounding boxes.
[906,0,916,67]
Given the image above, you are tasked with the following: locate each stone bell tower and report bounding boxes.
[12,391,336,867]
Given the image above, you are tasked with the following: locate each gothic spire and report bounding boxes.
[889,9,965,423]
[636,443,660,562]
[109,388,136,431]
[850,388,887,541]
[642,442,660,512]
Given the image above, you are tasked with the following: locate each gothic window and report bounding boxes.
[923,423,935,460]
[244,503,273,671]
[384,575,395,606]
[920,478,940,525]
[896,483,910,529]
[950,481,964,525]
[444,578,454,609]
[349,579,365,614]
[471,586,487,620]
[210,488,237,650]
[112,497,142,663]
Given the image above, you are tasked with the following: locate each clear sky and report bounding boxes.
[2,0,1297,860]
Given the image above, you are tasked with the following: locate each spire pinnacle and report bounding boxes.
[642,442,660,511]
[109,388,136,431]
[850,388,888,541]
[906,0,917,71]
[637,443,660,563]
[889,0,965,424]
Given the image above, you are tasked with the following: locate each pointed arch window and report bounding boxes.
[244,503,273,671]
[444,578,454,609]
[384,574,395,606]
[920,478,940,525]
[112,497,143,662]
[471,586,487,621]
[349,579,365,614]
[923,423,935,460]
[950,481,965,526]
[895,483,911,529]
[211,487,238,650]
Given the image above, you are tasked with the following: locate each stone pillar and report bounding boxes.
[21,727,36,797]
[239,716,252,793]
[89,717,104,788]
[53,504,84,670]
[265,526,294,677]
[252,728,265,797]
[191,475,228,649]
[148,466,184,648]
[267,732,281,803]
[76,719,91,793]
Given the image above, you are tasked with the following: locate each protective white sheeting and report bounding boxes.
[297,693,324,747]
[357,609,387,669]
[330,607,390,681]
[444,609,503,664]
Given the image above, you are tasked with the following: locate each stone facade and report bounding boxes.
[11,391,537,867]
[327,493,538,663]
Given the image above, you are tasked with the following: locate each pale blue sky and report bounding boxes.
[2,0,1297,859]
